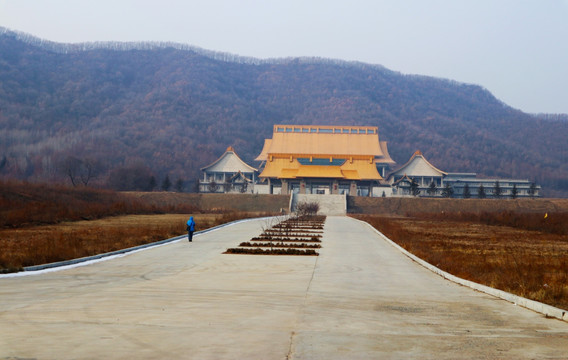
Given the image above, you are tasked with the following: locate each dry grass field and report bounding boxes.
[0,212,264,272]
[355,213,568,310]
[128,191,290,213]
[0,181,275,272]
[349,196,568,216]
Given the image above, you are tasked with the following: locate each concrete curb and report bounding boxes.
[21,216,275,273]
[355,218,568,323]
[23,235,187,272]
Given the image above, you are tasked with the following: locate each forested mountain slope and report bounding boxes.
[1,28,567,196]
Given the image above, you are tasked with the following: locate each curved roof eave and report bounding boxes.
[386,151,447,180]
[200,148,258,172]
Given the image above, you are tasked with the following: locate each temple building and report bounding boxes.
[387,151,540,198]
[199,146,258,193]
[198,128,540,198]
[387,151,446,196]
[254,124,395,195]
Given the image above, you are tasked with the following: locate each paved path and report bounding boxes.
[1,216,567,359]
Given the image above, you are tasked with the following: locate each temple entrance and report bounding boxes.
[307,181,332,195]
[289,181,301,194]
[338,183,351,195]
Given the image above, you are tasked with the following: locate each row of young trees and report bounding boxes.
[107,170,190,192]
[57,156,190,192]
[206,180,248,193]
[411,179,538,199]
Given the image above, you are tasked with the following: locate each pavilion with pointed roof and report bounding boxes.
[199,146,258,193]
[255,124,395,195]
[386,150,447,196]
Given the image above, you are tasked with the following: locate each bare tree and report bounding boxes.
[58,156,102,186]
[60,156,82,186]
[79,158,103,186]
[296,201,320,217]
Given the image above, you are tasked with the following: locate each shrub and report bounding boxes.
[295,201,320,217]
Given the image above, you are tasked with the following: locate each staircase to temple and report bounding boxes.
[290,193,347,216]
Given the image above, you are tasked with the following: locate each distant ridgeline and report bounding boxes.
[0,27,567,197]
[0,26,388,68]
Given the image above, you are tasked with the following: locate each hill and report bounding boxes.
[1,28,567,196]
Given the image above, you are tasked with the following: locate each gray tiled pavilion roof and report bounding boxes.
[200,147,257,173]
[387,150,447,181]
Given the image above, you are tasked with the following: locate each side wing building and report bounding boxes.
[386,150,540,198]
[199,146,258,193]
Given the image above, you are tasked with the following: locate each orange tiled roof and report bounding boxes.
[259,156,382,180]
[254,139,272,161]
[295,165,344,178]
[340,169,360,180]
[259,158,289,178]
[256,125,387,158]
[379,141,395,164]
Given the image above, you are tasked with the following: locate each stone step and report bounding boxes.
[290,193,346,216]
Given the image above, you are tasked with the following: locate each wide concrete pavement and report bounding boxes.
[1,216,568,359]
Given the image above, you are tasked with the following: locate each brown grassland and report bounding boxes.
[0,213,254,271]
[354,212,568,310]
[0,181,275,272]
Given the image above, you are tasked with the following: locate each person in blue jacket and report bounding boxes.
[186,216,196,242]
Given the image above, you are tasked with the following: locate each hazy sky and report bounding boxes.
[1,0,567,114]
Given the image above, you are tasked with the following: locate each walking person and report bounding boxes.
[186,216,196,242]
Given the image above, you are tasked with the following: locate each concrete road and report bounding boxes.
[1,216,567,359]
